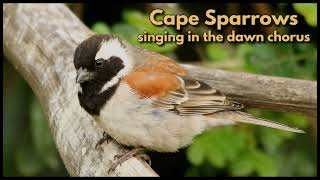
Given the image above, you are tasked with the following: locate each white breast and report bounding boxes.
[97,82,208,152]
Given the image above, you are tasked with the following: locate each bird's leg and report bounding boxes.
[113,148,127,160]
[95,131,111,149]
[108,147,150,174]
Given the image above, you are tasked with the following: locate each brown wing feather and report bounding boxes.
[124,71,181,98]
[125,57,303,133]
[125,57,243,116]
[153,76,244,116]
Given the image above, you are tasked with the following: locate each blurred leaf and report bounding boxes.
[136,36,178,53]
[259,128,294,153]
[123,9,177,34]
[236,43,255,59]
[122,9,151,31]
[186,139,206,166]
[112,23,138,41]
[252,150,278,176]
[187,127,246,168]
[207,144,225,168]
[30,98,61,171]
[293,3,317,27]
[281,112,309,129]
[206,44,231,62]
[241,43,316,80]
[15,143,43,176]
[119,9,178,53]
[4,60,35,176]
[276,135,317,176]
[91,21,111,34]
[230,152,254,176]
[112,23,177,53]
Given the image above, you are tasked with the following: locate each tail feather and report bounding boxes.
[210,111,305,133]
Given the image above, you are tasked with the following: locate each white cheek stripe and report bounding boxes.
[96,38,133,94]
[77,83,83,93]
[98,67,129,93]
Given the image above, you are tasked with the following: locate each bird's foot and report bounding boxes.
[95,132,111,149]
[108,147,150,174]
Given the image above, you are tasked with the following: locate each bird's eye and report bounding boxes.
[109,56,116,61]
[95,59,103,67]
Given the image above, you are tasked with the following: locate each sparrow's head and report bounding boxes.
[73,34,133,92]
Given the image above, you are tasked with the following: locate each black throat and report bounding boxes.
[77,58,125,115]
[78,80,119,115]
[74,35,126,116]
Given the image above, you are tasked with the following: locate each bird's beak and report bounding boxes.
[76,68,94,83]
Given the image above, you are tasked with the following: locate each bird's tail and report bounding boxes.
[208,111,305,133]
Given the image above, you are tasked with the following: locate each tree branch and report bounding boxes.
[3,3,158,177]
[3,3,317,177]
[183,64,317,116]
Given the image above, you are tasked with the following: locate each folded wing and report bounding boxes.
[153,75,244,115]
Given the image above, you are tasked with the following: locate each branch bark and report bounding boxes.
[3,3,317,177]
[182,64,317,116]
[3,3,158,177]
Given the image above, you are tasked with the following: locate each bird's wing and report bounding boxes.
[153,75,244,115]
[123,59,304,133]
[124,70,243,116]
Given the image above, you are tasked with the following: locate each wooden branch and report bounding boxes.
[3,3,158,177]
[182,64,316,116]
[3,2,317,177]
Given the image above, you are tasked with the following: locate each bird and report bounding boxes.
[73,34,304,173]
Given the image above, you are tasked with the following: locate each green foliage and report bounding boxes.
[3,60,67,176]
[293,3,317,27]
[186,69,314,177]
[205,39,317,79]
[90,9,178,53]
[187,127,247,168]
[91,21,111,34]
[278,145,316,176]
[239,43,317,80]
[251,150,278,176]
[15,144,44,176]
[111,23,138,42]
[206,44,231,62]
[186,126,280,176]
[230,152,254,176]
[259,127,294,153]
[186,123,316,177]
[121,9,178,53]
[30,99,62,172]
[13,98,68,176]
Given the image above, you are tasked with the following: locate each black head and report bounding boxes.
[73,34,133,115]
[74,34,131,84]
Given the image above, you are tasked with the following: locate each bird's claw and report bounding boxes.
[113,154,124,161]
[108,147,149,175]
[95,132,111,149]
[108,163,118,175]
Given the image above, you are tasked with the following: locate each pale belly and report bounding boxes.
[97,83,207,152]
